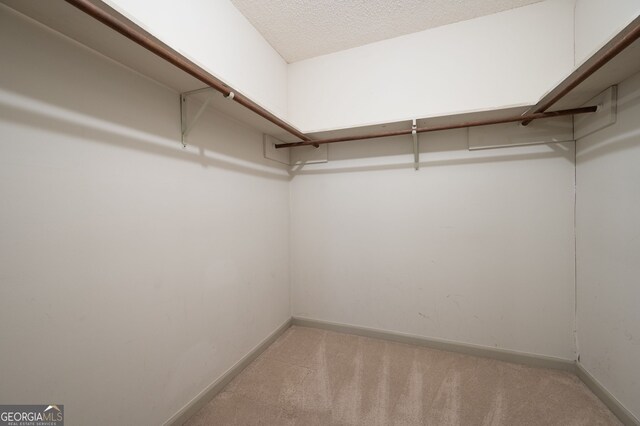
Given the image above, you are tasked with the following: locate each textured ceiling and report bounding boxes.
[231,0,544,63]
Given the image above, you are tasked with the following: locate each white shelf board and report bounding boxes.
[554,38,640,110]
[304,105,530,143]
[302,37,640,143]
[1,0,299,143]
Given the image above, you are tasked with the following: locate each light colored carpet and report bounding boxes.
[186,326,621,425]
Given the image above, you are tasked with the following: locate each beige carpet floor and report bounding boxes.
[186,326,621,425]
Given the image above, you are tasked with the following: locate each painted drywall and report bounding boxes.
[0,7,290,425]
[575,72,640,420]
[290,135,577,359]
[287,0,575,133]
[574,0,640,66]
[101,0,289,119]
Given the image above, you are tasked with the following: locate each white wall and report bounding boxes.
[287,0,575,133]
[576,72,640,420]
[290,134,577,359]
[3,0,639,423]
[574,0,640,66]
[0,7,290,425]
[102,0,289,119]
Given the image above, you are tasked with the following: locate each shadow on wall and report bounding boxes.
[290,130,574,176]
[0,7,289,182]
[576,76,640,163]
[0,88,290,182]
[0,79,574,182]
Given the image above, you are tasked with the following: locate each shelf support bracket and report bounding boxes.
[180,88,216,147]
[412,119,419,170]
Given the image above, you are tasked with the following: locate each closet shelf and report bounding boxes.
[5,1,639,148]
[3,0,304,143]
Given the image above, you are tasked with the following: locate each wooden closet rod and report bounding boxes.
[275,106,597,148]
[64,0,314,143]
[521,14,640,125]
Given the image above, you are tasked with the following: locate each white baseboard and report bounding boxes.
[163,317,293,426]
[576,362,639,426]
[292,316,576,372]
[163,316,638,426]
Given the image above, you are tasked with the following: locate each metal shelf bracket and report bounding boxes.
[412,119,419,170]
[180,87,217,147]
